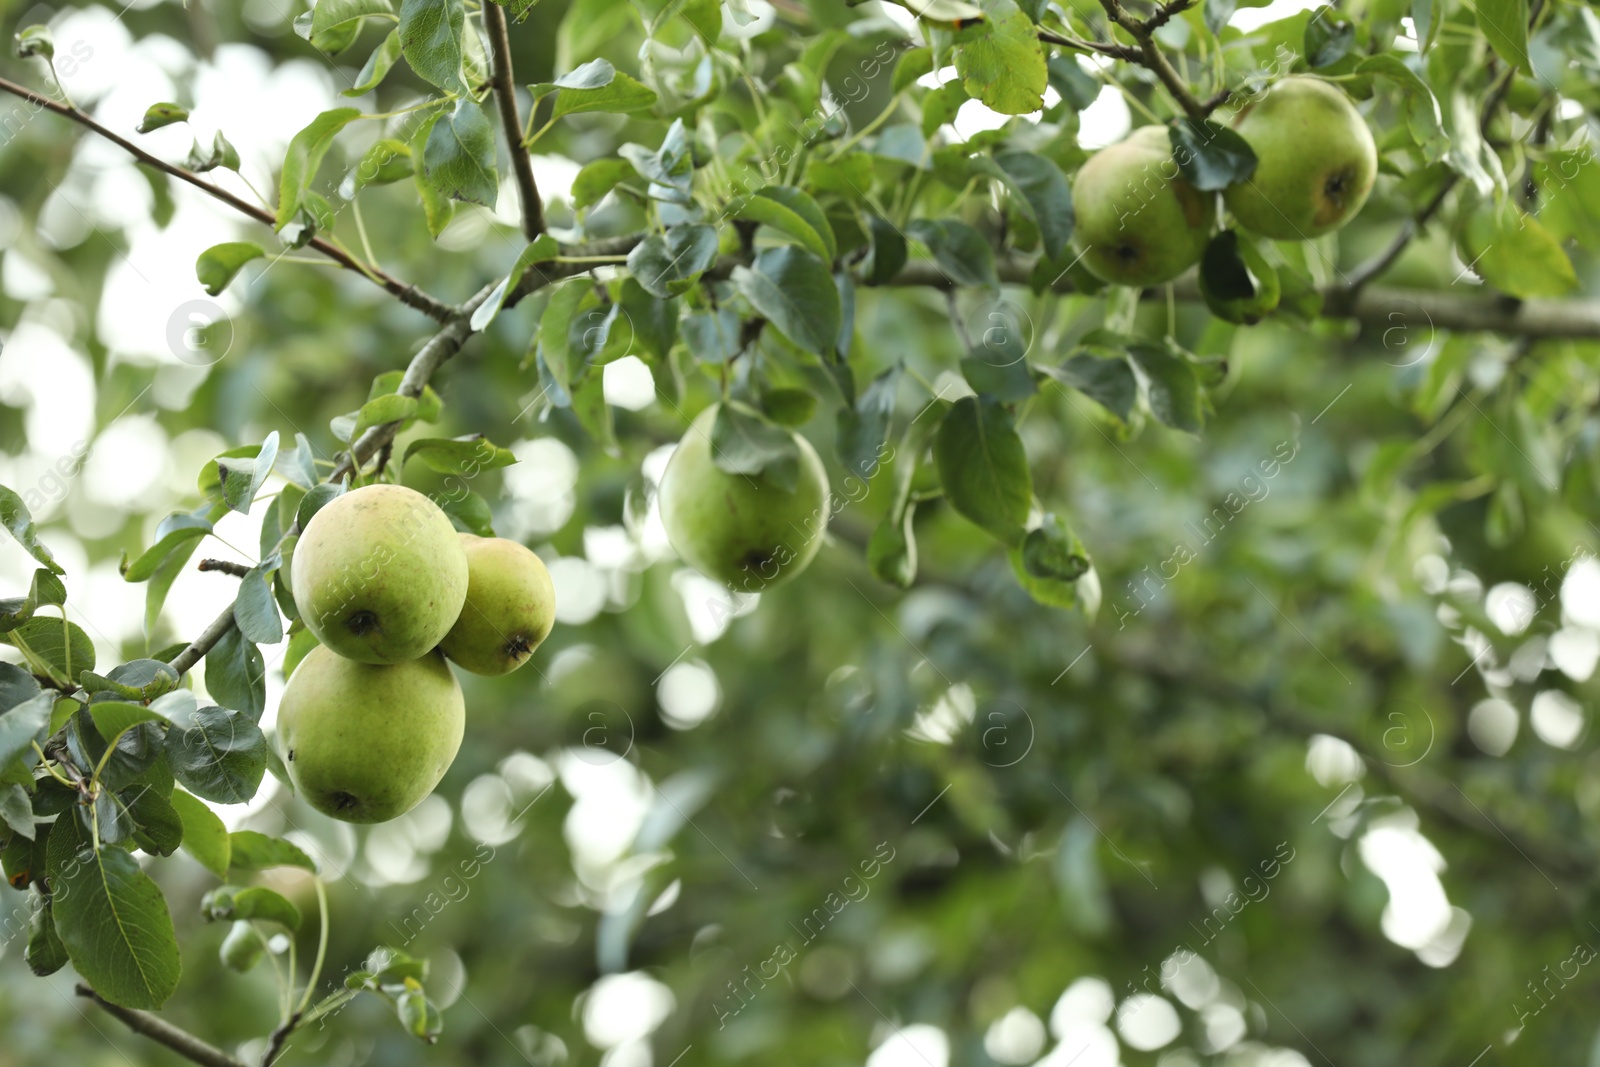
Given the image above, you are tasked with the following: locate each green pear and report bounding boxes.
[658,406,829,592]
[277,645,464,823]
[439,535,557,676]
[291,483,468,664]
[1072,125,1215,287]
[1223,76,1377,240]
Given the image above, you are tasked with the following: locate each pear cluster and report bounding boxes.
[1072,76,1378,287]
[280,484,556,823]
[658,405,830,593]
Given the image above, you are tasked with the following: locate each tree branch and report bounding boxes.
[1036,28,1142,61]
[75,985,249,1067]
[0,75,454,323]
[883,259,1600,340]
[1341,0,1545,295]
[1092,0,1209,119]
[197,559,252,577]
[482,1,544,241]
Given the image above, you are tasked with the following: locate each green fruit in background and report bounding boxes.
[439,535,557,676]
[219,921,263,972]
[277,645,464,824]
[1223,76,1377,240]
[658,406,829,592]
[291,483,468,664]
[1072,125,1216,287]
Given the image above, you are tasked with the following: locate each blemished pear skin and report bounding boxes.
[290,483,468,664]
[659,406,829,592]
[1223,76,1377,240]
[277,645,464,824]
[1073,125,1216,287]
[439,534,557,676]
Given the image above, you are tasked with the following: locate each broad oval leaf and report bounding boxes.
[1168,118,1258,192]
[166,705,268,805]
[228,829,318,872]
[398,0,467,93]
[47,812,183,1010]
[423,98,498,207]
[195,242,264,297]
[734,186,837,260]
[627,224,720,299]
[732,245,842,356]
[169,788,230,877]
[933,396,1032,545]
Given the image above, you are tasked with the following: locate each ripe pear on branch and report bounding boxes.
[1072,125,1216,287]
[277,645,465,824]
[439,534,557,676]
[290,483,468,664]
[1223,76,1377,240]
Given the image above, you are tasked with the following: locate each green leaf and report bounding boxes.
[205,884,302,930]
[47,811,182,1010]
[276,108,360,229]
[0,664,41,713]
[411,113,455,237]
[124,514,212,582]
[907,219,998,288]
[89,702,168,745]
[762,389,818,427]
[313,0,395,40]
[440,490,495,537]
[537,277,595,394]
[893,46,935,94]
[862,214,908,285]
[732,245,842,356]
[0,782,32,839]
[1474,0,1530,74]
[1356,55,1447,160]
[681,309,743,364]
[5,617,94,681]
[1456,199,1578,299]
[988,152,1074,261]
[423,98,498,207]
[710,403,803,492]
[1168,119,1257,192]
[869,503,918,589]
[1128,342,1204,433]
[343,139,413,197]
[169,789,230,877]
[1021,514,1090,582]
[470,234,560,331]
[228,830,318,873]
[203,628,265,720]
[124,786,184,857]
[195,242,264,297]
[216,432,280,516]
[403,435,517,475]
[166,705,268,805]
[0,568,68,633]
[1197,230,1280,324]
[345,27,404,96]
[837,365,901,482]
[933,396,1032,545]
[351,394,418,441]
[0,485,64,574]
[534,60,659,120]
[136,103,189,134]
[185,130,241,173]
[80,661,180,703]
[734,186,837,260]
[398,0,467,93]
[572,158,636,210]
[627,224,720,298]
[618,119,693,202]
[295,483,346,531]
[146,536,203,640]
[25,901,68,976]
[234,567,284,645]
[1304,7,1354,66]
[954,0,1046,115]
[14,24,54,60]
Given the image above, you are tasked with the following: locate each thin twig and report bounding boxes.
[0,75,453,322]
[75,985,249,1067]
[197,559,252,577]
[1341,0,1544,296]
[482,1,544,240]
[1036,28,1141,60]
[260,1009,304,1067]
[1094,0,1209,119]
